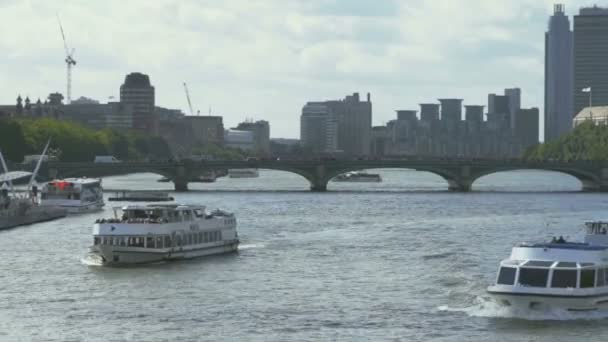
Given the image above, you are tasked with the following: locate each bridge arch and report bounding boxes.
[470,167,601,192]
[322,166,462,192]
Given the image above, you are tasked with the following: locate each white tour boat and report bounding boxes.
[228,168,260,178]
[41,178,104,213]
[87,204,239,265]
[332,171,382,183]
[487,221,608,312]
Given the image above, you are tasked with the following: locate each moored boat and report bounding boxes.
[228,168,259,178]
[41,178,104,213]
[87,204,239,265]
[487,222,608,311]
[0,142,67,230]
[332,171,382,183]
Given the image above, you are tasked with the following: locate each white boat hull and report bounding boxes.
[332,178,382,183]
[43,199,105,214]
[488,288,608,311]
[89,240,239,266]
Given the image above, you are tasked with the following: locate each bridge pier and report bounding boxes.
[447,179,472,192]
[174,181,189,192]
[310,183,327,192]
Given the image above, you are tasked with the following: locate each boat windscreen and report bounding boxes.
[518,268,549,288]
[525,260,554,267]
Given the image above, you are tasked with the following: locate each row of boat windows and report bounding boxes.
[498,267,608,289]
[94,231,222,248]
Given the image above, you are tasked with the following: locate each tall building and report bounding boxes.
[300,102,339,153]
[504,88,521,130]
[545,4,573,142]
[235,120,270,156]
[61,102,133,130]
[419,103,440,122]
[326,92,372,156]
[187,116,225,146]
[514,108,540,149]
[464,105,484,123]
[574,6,608,117]
[120,72,157,134]
[438,99,463,122]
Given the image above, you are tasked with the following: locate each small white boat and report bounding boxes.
[487,222,608,312]
[228,169,259,178]
[87,204,239,266]
[41,178,104,213]
[332,171,382,183]
[108,191,174,202]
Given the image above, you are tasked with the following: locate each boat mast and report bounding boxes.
[0,150,15,194]
[27,139,51,194]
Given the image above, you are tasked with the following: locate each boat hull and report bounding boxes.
[332,178,382,183]
[487,289,608,311]
[0,206,67,230]
[89,240,240,266]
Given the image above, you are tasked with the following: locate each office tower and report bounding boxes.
[574,6,608,116]
[236,120,271,156]
[120,72,157,134]
[300,102,339,153]
[545,4,573,141]
[419,103,440,122]
[464,105,484,122]
[504,88,521,130]
[438,99,463,122]
[326,92,372,156]
[515,108,540,148]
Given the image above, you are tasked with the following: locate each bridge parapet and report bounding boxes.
[12,159,608,192]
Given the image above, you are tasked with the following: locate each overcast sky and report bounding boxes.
[0,0,589,139]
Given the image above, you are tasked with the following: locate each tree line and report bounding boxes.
[525,121,608,161]
[0,118,171,162]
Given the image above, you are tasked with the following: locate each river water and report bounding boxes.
[1,169,608,341]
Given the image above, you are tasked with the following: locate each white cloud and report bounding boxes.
[0,0,591,138]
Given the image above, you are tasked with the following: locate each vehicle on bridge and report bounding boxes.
[94,155,121,163]
[87,204,239,266]
[487,221,608,312]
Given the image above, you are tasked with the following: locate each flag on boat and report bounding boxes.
[582,87,592,92]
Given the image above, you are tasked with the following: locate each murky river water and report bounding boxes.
[1,170,607,341]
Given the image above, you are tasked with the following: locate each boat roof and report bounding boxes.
[518,242,608,251]
[48,178,101,184]
[118,204,205,211]
[0,171,32,183]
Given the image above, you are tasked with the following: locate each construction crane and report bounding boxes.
[183,82,196,116]
[57,15,76,104]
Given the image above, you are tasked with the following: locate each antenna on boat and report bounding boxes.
[27,139,51,193]
[0,150,15,194]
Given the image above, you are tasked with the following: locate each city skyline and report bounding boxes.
[0,1,593,139]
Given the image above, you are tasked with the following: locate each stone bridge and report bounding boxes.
[29,159,608,192]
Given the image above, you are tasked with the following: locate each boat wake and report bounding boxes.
[238,243,265,250]
[80,255,104,266]
[438,296,608,321]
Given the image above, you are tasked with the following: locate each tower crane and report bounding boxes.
[57,15,76,104]
[183,82,196,116]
